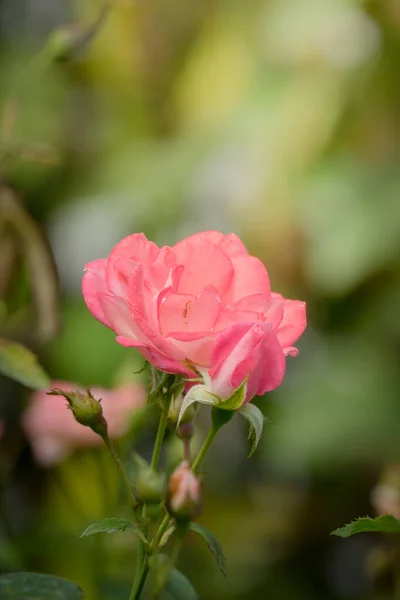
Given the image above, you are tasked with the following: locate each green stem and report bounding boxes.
[191,407,233,474]
[103,435,138,521]
[131,395,173,598]
[151,407,234,551]
[191,427,219,474]
[151,511,171,551]
[129,558,149,600]
[151,396,172,471]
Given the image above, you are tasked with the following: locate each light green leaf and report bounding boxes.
[189,522,228,582]
[238,403,264,457]
[0,572,84,599]
[80,517,147,544]
[159,526,176,549]
[331,514,400,538]
[177,384,216,426]
[0,339,50,390]
[165,568,199,600]
[217,378,247,411]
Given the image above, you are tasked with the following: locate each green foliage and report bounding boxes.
[159,526,176,549]
[217,378,247,411]
[0,338,50,389]
[238,403,265,458]
[80,517,147,544]
[0,572,84,599]
[331,515,400,538]
[164,567,199,600]
[189,522,228,582]
[151,553,199,600]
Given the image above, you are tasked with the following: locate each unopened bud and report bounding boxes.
[177,423,193,441]
[167,395,196,430]
[48,388,107,438]
[133,455,165,504]
[166,460,201,521]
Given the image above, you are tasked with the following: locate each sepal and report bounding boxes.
[238,403,264,457]
[177,384,217,426]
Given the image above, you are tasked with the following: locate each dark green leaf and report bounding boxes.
[189,522,228,582]
[238,403,264,457]
[80,517,147,544]
[0,572,84,599]
[331,514,400,538]
[165,568,199,600]
[0,339,50,390]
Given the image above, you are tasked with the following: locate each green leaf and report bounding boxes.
[0,572,84,599]
[331,514,400,538]
[189,522,228,582]
[238,403,264,457]
[165,568,199,600]
[0,339,50,390]
[80,517,147,544]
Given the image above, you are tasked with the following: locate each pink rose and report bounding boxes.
[82,231,306,404]
[22,381,146,466]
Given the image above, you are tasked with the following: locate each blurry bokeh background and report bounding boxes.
[1,0,400,598]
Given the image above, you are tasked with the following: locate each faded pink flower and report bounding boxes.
[22,381,146,466]
[82,231,306,404]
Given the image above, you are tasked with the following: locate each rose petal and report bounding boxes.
[98,294,142,340]
[116,336,192,376]
[106,233,160,296]
[209,322,285,401]
[223,255,270,303]
[275,300,307,349]
[159,287,221,336]
[165,331,216,367]
[232,331,286,400]
[179,231,248,256]
[209,322,266,398]
[127,264,184,361]
[82,259,112,328]
[172,238,234,296]
[214,306,261,331]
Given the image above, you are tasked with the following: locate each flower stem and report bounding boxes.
[151,407,234,552]
[191,427,218,474]
[151,395,172,471]
[151,511,171,551]
[131,395,173,598]
[129,558,149,600]
[191,406,234,474]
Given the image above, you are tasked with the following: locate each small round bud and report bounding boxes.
[48,388,107,438]
[177,423,194,441]
[166,460,201,521]
[132,455,165,504]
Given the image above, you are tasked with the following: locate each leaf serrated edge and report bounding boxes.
[330,514,400,538]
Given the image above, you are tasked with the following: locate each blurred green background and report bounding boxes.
[1,0,400,598]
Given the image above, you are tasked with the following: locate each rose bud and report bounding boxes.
[166,460,201,521]
[47,388,108,439]
[133,455,165,504]
[177,423,194,441]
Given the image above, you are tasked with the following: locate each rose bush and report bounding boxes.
[83,231,306,404]
[22,381,146,466]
